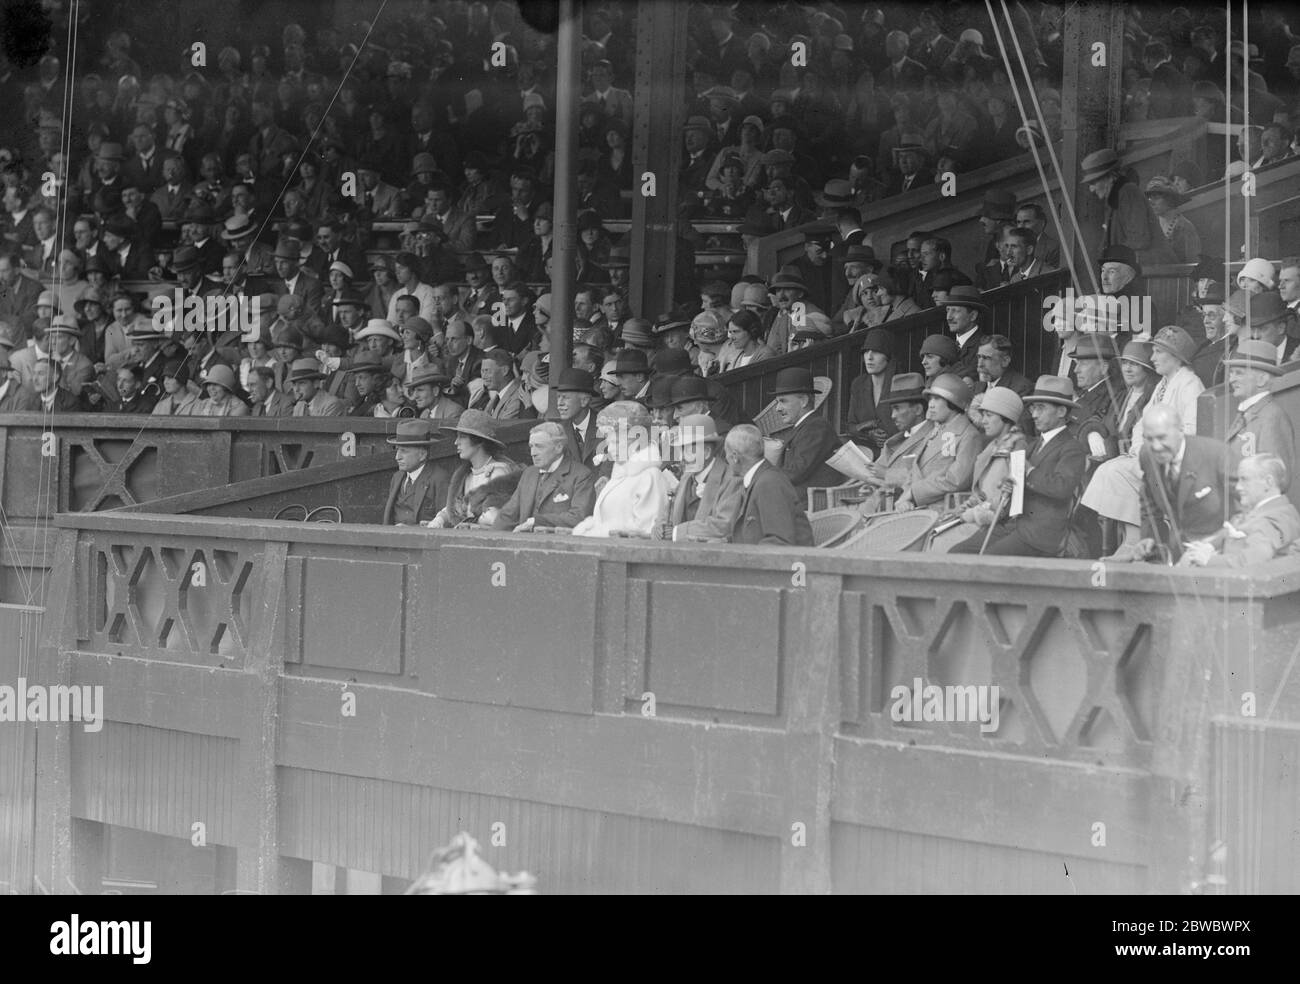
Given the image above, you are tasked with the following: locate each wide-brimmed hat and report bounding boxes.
[941,284,988,313]
[620,318,655,348]
[923,372,973,410]
[221,214,256,240]
[1144,175,1188,206]
[771,367,817,396]
[1244,290,1288,328]
[171,245,201,273]
[357,318,402,343]
[1072,334,1119,360]
[386,419,439,446]
[768,266,807,292]
[880,372,928,406]
[1150,325,1197,365]
[1099,244,1142,277]
[1022,374,1078,408]
[406,364,451,388]
[287,357,327,381]
[201,364,239,392]
[980,387,1024,423]
[611,349,650,374]
[816,178,855,209]
[1223,339,1285,375]
[1080,148,1122,184]
[555,368,595,393]
[980,189,1017,219]
[445,409,504,448]
[670,413,724,446]
[1237,257,1277,290]
[341,350,390,375]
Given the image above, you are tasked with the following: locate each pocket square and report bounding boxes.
[553,492,570,502]
[1194,486,1212,499]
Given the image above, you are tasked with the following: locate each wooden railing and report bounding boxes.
[8,513,1297,893]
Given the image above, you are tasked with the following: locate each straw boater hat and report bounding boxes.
[979,387,1024,423]
[923,372,973,410]
[221,214,256,240]
[1150,325,1197,365]
[386,419,438,446]
[1021,375,1078,409]
[816,178,856,209]
[45,315,81,337]
[445,409,505,449]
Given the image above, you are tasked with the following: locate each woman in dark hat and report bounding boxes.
[717,309,777,371]
[1144,176,1201,264]
[151,359,199,416]
[846,327,897,454]
[366,254,398,321]
[426,410,523,529]
[576,209,611,276]
[599,117,633,188]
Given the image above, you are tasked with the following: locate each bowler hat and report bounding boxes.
[1099,244,1142,277]
[941,284,989,313]
[1021,375,1078,408]
[980,189,1017,219]
[646,375,678,409]
[923,372,973,410]
[386,418,439,446]
[980,387,1024,423]
[919,333,959,361]
[804,224,835,247]
[611,349,649,374]
[288,357,327,382]
[1080,148,1122,184]
[445,409,504,448]
[406,365,451,388]
[669,375,712,407]
[1072,334,1119,360]
[651,348,692,374]
[1223,339,1285,375]
[555,368,595,393]
[879,372,928,405]
[816,178,855,209]
[1150,325,1198,365]
[201,364,239,392]
[771,367,817,396]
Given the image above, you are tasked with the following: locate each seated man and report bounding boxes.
[382,418,444,526]
[407,364,464,423]
[770,367,842,496]
[288,358,346,416]
[726,424,814,546]
[1180,454,1300,568]
[660,414,743,542]
[573,401,674,538]
[950,376,1087,556]
[857,373,934,512]
[494,421,597,532]
[1222,339,1294,480]
[1108,404,1229,563]
[895,373,980,510]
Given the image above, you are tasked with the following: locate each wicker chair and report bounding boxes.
[807,481,865,513]
[836,510,939,553]
[272,504,309,522]
[808,507,863,547]
[754,375,833,437]
[306,505,343,524]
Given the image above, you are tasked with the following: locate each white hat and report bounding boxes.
[328,260,354,279]
[959,29,984,46]
[356,318,402,343]
[1238,257,1276,289]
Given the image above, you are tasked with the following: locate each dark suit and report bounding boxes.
[884,169,935,198]
[1138,435,1229,562]
[976,369,1033,398]
[274,272,324,314]
[493,453,596,530]
[106,243,156,281]
[126,201,164,248]
[442,345,484,403]
[952,330,987,384]
[1225,395,1295,480]
[779,410,842,495]
[500,313,538,355]
[670,454,744,542]
[731,460,814,546]
[563,410,602,468]
[0,379,40,412]
[1072,370,1126,461]
[954,428,1088,556]
[877,57,927,90]
[974,258,1015,292]
[846,370,897,454]
[122,152,166,194]
[0,272,42,336]
[382,464,445,526]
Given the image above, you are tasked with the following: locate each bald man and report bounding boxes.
[1180,454,1300,568]
[726,424,813,546]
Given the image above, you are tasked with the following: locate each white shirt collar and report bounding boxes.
[954,326,979,349]
[406,463,425,483]
[1238,391,1268,412]
[742,459,763,488]
[794,408,816,428]
[1037,424,1067,447]
[539,455,563,474]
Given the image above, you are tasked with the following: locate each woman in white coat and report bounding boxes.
[573,401,676,538]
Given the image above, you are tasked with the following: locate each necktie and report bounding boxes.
[404,476,414,494]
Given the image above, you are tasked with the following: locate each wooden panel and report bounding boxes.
[428,545,598,714]
[638,579,783,716]
[279,768,779,894]
[300,557,405,674]
[1211,719,1300,894]
[70,721,238,846]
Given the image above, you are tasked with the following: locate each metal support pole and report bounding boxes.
[547,0,580,415]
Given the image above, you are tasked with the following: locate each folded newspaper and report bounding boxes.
[826,441,876,481]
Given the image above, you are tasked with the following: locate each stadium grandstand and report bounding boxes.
[1,0,1299,899]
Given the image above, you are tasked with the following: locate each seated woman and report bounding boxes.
[151,359,199,416]
[845,327,897,456]
[716,309,777,372]
[930,388,1027,551]
[573,401,676,538]
[426,410,522,528]
[844,269,922,330]
[194,364,250,416]
[918,333,959,381]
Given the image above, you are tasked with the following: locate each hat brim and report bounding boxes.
[879,389,927,406]
[815,194,855,208]
[768,280,806,292]
[1222,358,1284,375]
[221,226,254,241]
[1081,167,1118,185]
[407,375,451,388]
[386,436,437,446]
[922,386,969,410]
[1145,189,1188,206]
[771,384,817,396]
[446,424,505,447]
[1150,340,1193,365]
[289,371,327,382]
[942,298,989,314]
[1022,394,1078,408]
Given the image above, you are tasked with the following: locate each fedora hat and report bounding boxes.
[891,137,928,161]
[620,318,655,348]
[651,348,693,375]
[171,244,201,273]
[739,283,771,309]
[1223,339,1285,375]
[1022,374,1078,408]
[941,284,988,313]
[645,375,678,409]
[201,364,239,392]
[406,365,452,388]
[1072,334,1119,360]
[446,409,504,448]
[555,368,595,393]
[356,319,403,343]
[1080,148,1122,184]
[386,418,439,446]
[842,244,879,268]
[669,375,712,407]
[923,372,973,410]
[96,142,125,162]
[46,315,81,336]
[816,178,856,209]
[611,349,649,374]
[1150,325,1197,365]
[653,310,692,334]
[768,266,807,292]
[1244,290,1289,328]
[980,387,1024,423]
[288,357,327,382]
[102,214,135,239]
[341,350,390,375]
[919,333,959,361]
[771,367,817,396]
[606,244,630,269]
[272,239,302,261]
[332,289,369,310]
[1144,175,1188,206]
[980,189,1017,220]
[879,372,928,406]
[461,252,490,273]
[220,214,255,240]
[670,413,724,447]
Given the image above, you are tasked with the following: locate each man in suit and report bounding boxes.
[884,141,934,198]
[101,214,155,281]
[498,282,538,355]
[356,164,404,219]
[0,252,41,338]
[32,358,82,412]
[247,366,294,416]
[150,152,192,221]
[555,369,602,468]
[877,30,927,90]
[725,424,814,546]
[1071,334,1126,461]
[121,184,163,249]
[973,335,1033,397]
[494,422,597,531]
[382,419,445,526]
[406,364,464,423]
[25,207,59,277]
[1180,454,1300,568]
[663,414,744,542]
[857,374,935,510]
[271,238,323,314]
[1222,340,1295,480]
[896,373,981,510]
[0,349,40,411]
[942,286,989,385]
[43,316,96,397]
[1110,404,1230,563]
[461,254,500,318]
[123,123,167,194]
[441,316,483,404]
[1143,42,1192,118]
[770,368,841,496]
[1245,291,1300,365]
[680,116,717,205]
[420,182,476,254]
[953,376,1089,556]
[581,60,634,126]
[475,348,531,420]
[288,357,346,416]
[1014,204,1062,269]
